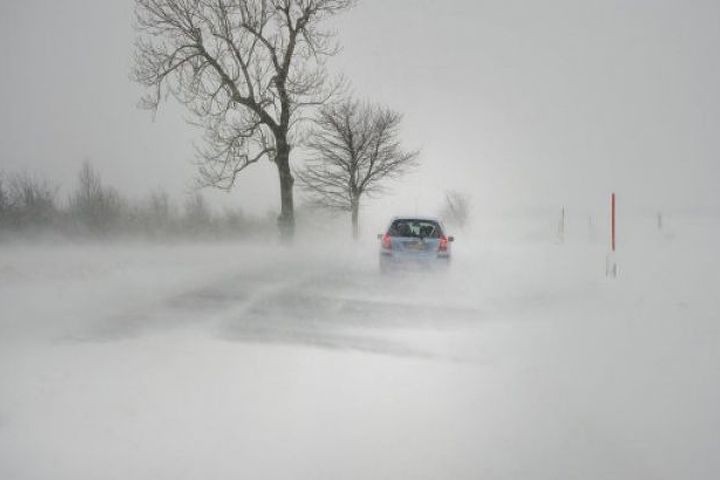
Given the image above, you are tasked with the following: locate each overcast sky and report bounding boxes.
[1,0,718,223]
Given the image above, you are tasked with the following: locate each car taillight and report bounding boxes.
[382,233,392,250]
[438,235,448,252]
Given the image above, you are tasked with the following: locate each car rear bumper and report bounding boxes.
[379,250,450,270]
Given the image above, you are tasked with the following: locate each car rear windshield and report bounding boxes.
[387,219,443,238]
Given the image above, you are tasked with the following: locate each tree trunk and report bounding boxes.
[275,139,295,240]
[351,197,359,240]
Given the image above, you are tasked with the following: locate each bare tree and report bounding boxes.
[69,162,124,233]
[5,172,59,228]
[132,0,355,239]
[141,189,176,234]
[184,192,213,234]
[149,189,173,221]
[0,173,8,225]
[296,99,419,239]
[440,190,471,229]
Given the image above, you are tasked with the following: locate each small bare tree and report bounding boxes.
[69,162,124,233]
[440,190,471,229]
[296,99,419,238]
[141,189,175,234]
[0,173,8,225]
[6,172,58,228]
[183,192,214,235]
[149,190,172,221]
[132,0,355,239]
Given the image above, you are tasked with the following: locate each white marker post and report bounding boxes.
[605,193,618,277]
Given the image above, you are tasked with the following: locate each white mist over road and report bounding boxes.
[1,217,719,479]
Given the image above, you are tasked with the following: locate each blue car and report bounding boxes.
[378,217,454,272]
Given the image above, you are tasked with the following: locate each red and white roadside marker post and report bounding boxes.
[606,193,618,278]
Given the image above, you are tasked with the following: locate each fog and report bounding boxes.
[2,218,719,479]
[2,0,720,478]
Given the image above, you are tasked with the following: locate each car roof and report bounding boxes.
[389,216,443,223]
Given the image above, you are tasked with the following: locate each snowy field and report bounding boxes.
[1,216,719,479]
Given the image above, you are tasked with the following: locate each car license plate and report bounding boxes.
[407,241,424,250]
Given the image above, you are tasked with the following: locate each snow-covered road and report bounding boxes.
[1,223,718,479]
